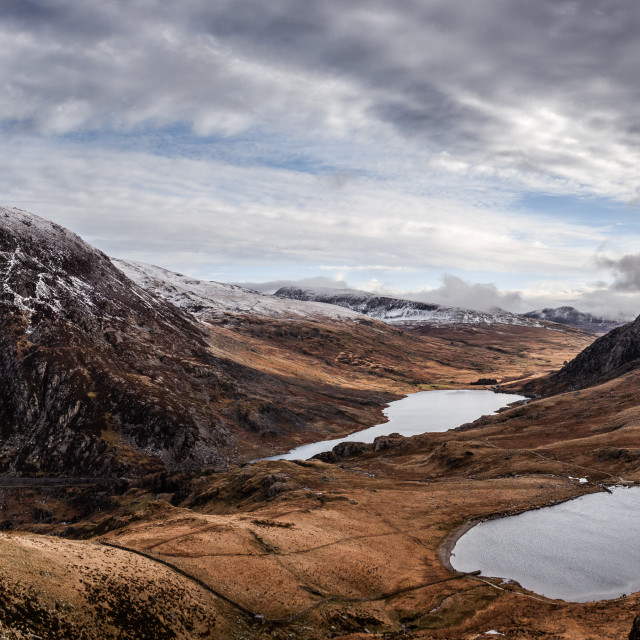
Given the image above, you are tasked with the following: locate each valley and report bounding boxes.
[2,209,640,639]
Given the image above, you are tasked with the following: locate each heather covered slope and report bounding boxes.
[117,259,595,396]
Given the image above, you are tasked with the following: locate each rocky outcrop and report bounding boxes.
[629,614,640,640]
[538,314,640,392]
[312,441,368,462]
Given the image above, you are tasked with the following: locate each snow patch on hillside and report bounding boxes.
[0,207,182,330]
[112,260,363,322]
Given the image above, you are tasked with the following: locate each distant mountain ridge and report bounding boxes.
[275,286,547,327]
[522,306,626,334]
[112,260,362,323]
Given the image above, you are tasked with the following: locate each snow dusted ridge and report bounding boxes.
[0,207,97,317]
[0,207,191,333]
[275,287,548,327]
[112,260,363,323]
[522,306,626,334]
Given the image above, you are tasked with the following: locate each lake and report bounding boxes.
[449,485,640,602]
[255,389,526,462]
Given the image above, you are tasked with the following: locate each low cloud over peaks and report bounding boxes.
[235,276,349,295]
[411,275,523,312]
[596,253,640,292]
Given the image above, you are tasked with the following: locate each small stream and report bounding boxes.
[255,389,526,462]
[449,485,640,602]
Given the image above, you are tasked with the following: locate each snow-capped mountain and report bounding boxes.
[0,208,414,477]
[0,207,255,475]
[275,287,546,327]
[522,306,626,334]
[1,208,381,477]
[112,260,362,323]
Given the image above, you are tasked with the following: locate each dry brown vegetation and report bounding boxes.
[205,317,595,459]
[5,322,640,639]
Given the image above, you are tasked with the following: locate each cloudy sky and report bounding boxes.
[3,0,640,317]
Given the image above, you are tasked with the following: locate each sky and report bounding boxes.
[3,0,640,318]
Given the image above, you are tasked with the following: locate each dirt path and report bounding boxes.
[101,540,481,627]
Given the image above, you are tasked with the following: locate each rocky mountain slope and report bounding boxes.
[0,208,398,477]
[528,312,640,392]
[0,207,262,475]
[275,286,547,327]
[522,305,626,334]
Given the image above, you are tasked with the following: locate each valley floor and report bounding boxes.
[3,366,640,639]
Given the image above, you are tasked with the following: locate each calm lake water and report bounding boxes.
[256,389,526,462]
[450,486,640,602]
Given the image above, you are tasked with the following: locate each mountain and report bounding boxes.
[120,263,595,388]
[0,207,265,475]
[533,312,640,392]
[522,306,626,334]
[275,286,547,327]
[112,260,362,323]
[0,208,402,477]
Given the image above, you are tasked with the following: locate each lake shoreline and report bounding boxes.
[437,482,640,603]
[253,388,526,463]
[438,485,603,575]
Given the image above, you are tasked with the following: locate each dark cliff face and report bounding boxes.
[532,314,640,393]
[0,209,312,476]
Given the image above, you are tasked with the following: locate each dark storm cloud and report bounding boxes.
[4,0,640,158]
[181,0,640,153]
[597,254,640,292]
[2,0,116,38]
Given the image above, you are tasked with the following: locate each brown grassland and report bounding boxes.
[4,321,640,639]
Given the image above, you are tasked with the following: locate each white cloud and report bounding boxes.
[0,138,611,282]
[410,275,523,312]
